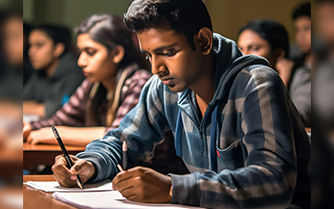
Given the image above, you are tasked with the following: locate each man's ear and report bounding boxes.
[112,45,125,64]
[195,27,213,55]
[53,43,65,58]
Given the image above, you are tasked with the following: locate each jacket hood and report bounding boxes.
[175,34,271,172]
[211,33,270,104]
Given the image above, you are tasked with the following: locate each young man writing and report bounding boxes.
[52,0,311,208]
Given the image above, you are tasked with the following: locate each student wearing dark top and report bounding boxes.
[52,1,310,208]
[23,25,84,118]
[0,12,23,102]
[289,2,311,127]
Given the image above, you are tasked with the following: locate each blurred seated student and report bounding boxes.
[288,2,311,127]
[23,24,84,118]
[237,19,291,83]
[23,14,152,147]
[0,12,23,102]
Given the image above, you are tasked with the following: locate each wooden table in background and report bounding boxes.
[23,143,85,167]
[23,175,77,209]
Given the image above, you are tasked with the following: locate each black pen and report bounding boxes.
[52,126,83,189]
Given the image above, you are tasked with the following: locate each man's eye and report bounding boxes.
[162,50,174,56]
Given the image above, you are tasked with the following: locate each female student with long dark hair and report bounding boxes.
[23,14,151,146]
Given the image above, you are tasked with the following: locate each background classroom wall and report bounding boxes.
[23,0,310,46]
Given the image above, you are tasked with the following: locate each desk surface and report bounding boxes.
[23,175,77,209]
[23,143,85,168]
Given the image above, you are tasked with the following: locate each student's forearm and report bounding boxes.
[23,101,45,117]
[54,126,106,147]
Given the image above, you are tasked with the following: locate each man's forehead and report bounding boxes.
[137,27,182,51]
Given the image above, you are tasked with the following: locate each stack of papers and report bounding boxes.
[53,191,205,209]
[25,180,205,208]
[24,180,113,192]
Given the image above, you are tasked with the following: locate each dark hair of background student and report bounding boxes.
[124,0,212,50]
[292,1,311,20]
[238,19,290,59]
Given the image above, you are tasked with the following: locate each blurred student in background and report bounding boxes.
[237,19,311,127]
[313,0,334,207]
[23,25,84,118]
[288,1,311,127]
[23,14,151,147]
[0,12,22,102]
[237,19,290,81]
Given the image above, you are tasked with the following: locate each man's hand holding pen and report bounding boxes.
[52,155,96,187]
[112,166,172,203]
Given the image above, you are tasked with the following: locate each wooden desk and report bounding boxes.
[23,175,77,209]
[23,143,85,167]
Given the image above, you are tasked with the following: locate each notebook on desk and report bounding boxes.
[53,191,206,209]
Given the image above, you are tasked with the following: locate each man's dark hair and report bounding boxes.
[292,2,311,21]
[124,0,212,50]
[238,19,290,58]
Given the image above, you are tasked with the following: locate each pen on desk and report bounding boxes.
[122,141,127,170]
[52,126,83,189]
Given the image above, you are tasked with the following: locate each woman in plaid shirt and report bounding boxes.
[23,14,151,146]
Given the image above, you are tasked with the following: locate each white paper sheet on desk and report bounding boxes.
[53,191,206,209]
[24,180,113,192]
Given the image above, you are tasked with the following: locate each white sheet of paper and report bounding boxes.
[24,180,113,192]
[52,191,205,209]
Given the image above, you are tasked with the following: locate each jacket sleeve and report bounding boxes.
[169,68,299,208]
[29,80,90,130]
[76,76,169,182]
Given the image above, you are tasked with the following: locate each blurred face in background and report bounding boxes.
[238,29,276,67]
[28,30,57,70]
[294,16,311,54]
[4,16,23,67]
[317,2,334,47]
[76,33,118,83]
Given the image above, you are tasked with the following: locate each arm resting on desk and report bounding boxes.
[26,126,105,146]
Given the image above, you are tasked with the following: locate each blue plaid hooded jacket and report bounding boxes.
[77,33,311,209]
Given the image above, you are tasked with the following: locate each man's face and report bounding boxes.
[137,26,206,92]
